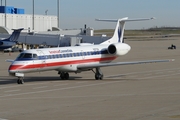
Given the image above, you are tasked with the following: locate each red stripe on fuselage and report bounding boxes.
[9,56,117,71]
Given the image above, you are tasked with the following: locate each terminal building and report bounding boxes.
[0,5,108,50]
[0,6,58,32]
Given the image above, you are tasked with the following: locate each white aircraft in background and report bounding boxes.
[0,28,24,50]
[8,17,173,84]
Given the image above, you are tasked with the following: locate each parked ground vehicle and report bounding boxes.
[3,47,24,52]
[168,44,176,50]
[3,48,12,52]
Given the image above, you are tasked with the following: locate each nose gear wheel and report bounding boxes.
[17,77,24,84]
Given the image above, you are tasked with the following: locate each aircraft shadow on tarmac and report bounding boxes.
[0,77,16,85]
[24,76,82,82]
[0,76,101,85]
[0,76,131,85]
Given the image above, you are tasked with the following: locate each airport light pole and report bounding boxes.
[5,0,6,27]
[32,0,34,30]
[57,0,60,28]
[45,9,48,15]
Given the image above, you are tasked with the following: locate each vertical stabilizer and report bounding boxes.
[111,17,128,43]
[7,28,24,42]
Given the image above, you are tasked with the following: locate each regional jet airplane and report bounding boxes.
[0,28,24,50]
[8,17,172,84]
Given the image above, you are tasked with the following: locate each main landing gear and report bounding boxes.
[94,67,103,80]
[58,68,104,80]
[17,77,24,84]
[59,72,69,80]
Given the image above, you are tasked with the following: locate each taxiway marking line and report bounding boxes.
[0,118,8,120]
[0,81,124,98]
[0,82,48,90]
[2,92,180,100]
[105,67,180,78]
[139,72,180,80]
[155,72,163,74]
[76,81,88,84]
[33,86,48,89]
[4,89,20,93]
[53,84,68,87]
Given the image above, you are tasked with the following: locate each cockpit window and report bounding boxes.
[24,53,32,58]
[16,53,38,60]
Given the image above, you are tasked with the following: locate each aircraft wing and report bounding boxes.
[77,59,174,69]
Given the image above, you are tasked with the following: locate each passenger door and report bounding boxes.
[36,50,46,69]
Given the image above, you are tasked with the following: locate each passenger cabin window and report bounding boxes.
[33,54,38,59]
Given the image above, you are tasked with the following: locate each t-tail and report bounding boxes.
[7,28,24,42]
[96,17,155,44]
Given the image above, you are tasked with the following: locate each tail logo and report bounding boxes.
[118,27,121,43]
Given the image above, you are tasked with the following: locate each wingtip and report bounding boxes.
[151,17,156,20]
[169,59,175,62]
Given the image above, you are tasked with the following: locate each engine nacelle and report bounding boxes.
[107,43,131,56]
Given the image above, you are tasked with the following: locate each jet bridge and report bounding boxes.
[0,32,109,49]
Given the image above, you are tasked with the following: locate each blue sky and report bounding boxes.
[3,0,180,29]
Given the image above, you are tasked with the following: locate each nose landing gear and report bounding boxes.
[17,77,24,84]
[15,73,25,84]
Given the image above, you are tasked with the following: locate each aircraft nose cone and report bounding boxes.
[8,65,16,76]
[8,64,20,73]
[8,65,15,73]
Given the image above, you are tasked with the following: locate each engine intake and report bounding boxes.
[108,44,116,54]
[107,43,131,56]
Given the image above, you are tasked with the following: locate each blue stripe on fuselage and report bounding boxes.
[15,50,109,61]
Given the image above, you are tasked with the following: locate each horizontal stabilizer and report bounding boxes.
[95,17,155,22]
[97,17,155,44]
